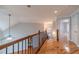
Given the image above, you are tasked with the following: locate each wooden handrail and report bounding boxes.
[0,31,48,54]
[0,32,38,50]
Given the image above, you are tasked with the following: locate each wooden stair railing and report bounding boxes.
[0,31,48,54]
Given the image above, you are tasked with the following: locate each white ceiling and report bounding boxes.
[0,5,79,31]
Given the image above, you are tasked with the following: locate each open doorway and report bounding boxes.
[44,22,53,39]
[59,19,70,40]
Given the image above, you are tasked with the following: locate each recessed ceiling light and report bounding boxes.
[54,10,58,14]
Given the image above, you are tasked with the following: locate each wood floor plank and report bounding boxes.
[38,39,79,54]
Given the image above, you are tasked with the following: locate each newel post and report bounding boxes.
[57,29,59,42]
[57,29,60,53]
[45,30,48,39]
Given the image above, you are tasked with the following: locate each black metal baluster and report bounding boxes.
[38,31,40,47]
[22,41,23,54]
[28,37,31,54]
[18,42,19,54]
[31,37,33,54]
[29,37,31,54]
[30,37,33,54]
[28,38,29,54]
[25,39,26,54]
[6,47,8,54]
[13,44,14,54]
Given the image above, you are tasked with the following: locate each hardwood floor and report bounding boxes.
[38,39,79,54]
[12,39,79,54]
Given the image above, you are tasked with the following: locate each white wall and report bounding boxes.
[0,29,4,43]
[0,23,44,44]
[71,13,79,47]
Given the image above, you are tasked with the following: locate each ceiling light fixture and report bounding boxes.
[6,14,12,40]
[27,5,31,8]
[54,10,58,14]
